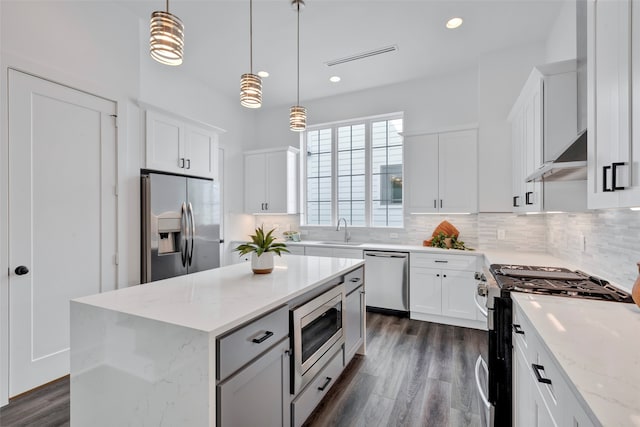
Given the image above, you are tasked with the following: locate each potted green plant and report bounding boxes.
[235,226,289,274]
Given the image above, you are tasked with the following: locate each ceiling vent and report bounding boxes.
[324,45,398,66]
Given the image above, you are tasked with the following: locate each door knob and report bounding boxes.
[15,266,29,276]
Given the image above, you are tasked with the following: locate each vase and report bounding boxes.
[252,252,274,274]
[632,262,640,308]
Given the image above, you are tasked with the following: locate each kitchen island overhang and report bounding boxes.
[70,255,364,426]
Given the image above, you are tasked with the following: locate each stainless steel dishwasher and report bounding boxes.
[363,250,409,313]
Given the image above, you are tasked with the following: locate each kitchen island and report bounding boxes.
[70,255,364,426]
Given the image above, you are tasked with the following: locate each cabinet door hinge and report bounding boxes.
[113,253,119,265]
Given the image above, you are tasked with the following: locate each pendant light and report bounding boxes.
[240,0,262,108]
[149,0,184,66]
[290,0,307,132]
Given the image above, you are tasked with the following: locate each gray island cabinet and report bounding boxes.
[70,255,364,427]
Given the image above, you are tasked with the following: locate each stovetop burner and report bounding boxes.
[489,264,634,303]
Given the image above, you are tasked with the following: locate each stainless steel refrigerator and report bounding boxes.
[141,171,221,283]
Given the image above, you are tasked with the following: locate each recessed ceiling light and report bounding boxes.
[257,71,269,78]
[329,76,341,83]
[446,17,463,29]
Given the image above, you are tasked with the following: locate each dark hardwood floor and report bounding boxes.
[0,376,69,427]
[304,313,488,427]
[0,313,487,427]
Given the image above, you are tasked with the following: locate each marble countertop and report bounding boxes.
[512,293,640,426]
[73,255,364,334]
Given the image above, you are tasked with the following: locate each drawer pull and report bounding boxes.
[532,364,552,385]
[317,376,332,391]
[252,331,274,344]
[350,277,360,282]
[435,260,448,263]
[513,324,525,335]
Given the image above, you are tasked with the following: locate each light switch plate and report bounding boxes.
[497,229,506,240]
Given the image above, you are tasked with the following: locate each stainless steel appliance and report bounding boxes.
[141,171,221,283]
[475,264,633,427]
[363,251,409,313]
[290,283,345,394]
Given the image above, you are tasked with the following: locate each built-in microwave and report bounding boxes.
[290,283,345,394]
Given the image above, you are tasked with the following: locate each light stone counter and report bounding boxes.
[70,255,364,426]
[512,293,640,427]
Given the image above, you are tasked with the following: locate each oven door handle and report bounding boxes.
[475,355,495,427]
[474,292,488,318]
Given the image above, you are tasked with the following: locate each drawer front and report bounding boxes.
[286,245,306,255]
[531,339,567,424]
[292,348,344,427]
[304,246,334,257]
[344,266,364,294]
[217,305,289,381]
[512,304,534,361]
[410,252,477,271]
[332,248,363,259]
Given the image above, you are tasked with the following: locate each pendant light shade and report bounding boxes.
[240,73,262,108]
[289,105,307,131]
[240,0,262,108]
[290,0,306,132]
[149,1,184,66]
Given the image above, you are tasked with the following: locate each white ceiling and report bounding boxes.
[123,0,567,108]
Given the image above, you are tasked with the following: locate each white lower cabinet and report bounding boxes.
[304,246,363,260]
[345,284,365,362]
[409,266,442,315]
[409,252,485,329]
[291,349,343,427]
[513,302,597,427]
[285,245,305,256]
[217,338,290,427]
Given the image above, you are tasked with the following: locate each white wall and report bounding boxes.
[252,67,479,151]
[0,0,254,405]
[545,0,576,63]
[477,42,546,212]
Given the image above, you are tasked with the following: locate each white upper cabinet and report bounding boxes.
[405,129,478,214]
[244,146,299,214]
[509,61,586,213]
[588,0,640,208]
[146,108,221,180]
[510,75,543,213]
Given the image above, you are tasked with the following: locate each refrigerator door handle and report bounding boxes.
[187,202,195,266]
[180,202,188,267]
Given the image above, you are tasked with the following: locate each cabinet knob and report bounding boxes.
[15,265,29,276]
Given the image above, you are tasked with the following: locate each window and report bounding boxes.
[303,114,403,227]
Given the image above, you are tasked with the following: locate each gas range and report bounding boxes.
[489,264,633,303]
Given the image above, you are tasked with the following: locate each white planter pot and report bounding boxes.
[251,252,274,274]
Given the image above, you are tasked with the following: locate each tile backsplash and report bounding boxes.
[250,209,640,290]
[546,209,640,290]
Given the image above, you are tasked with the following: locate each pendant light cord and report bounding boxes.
[166,0,169,12]
[250,0,254,73]
[296,2,300,105]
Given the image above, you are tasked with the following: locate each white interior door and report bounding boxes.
[8,70,117,396]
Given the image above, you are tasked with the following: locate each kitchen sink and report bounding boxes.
[316,241,364,247]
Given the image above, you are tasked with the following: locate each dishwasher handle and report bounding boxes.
[365,252,408,259]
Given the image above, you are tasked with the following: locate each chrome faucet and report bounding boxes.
[336,218,351,242]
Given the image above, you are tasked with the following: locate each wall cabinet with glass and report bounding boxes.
[404,129,478,214]
[145,108,221,180]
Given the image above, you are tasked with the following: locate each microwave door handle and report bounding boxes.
[180,202,188,268]
[187,202,195,265]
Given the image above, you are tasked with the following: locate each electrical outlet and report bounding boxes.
[300,230,309,236]
[497,229,506,240]
[389,232,399,239]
